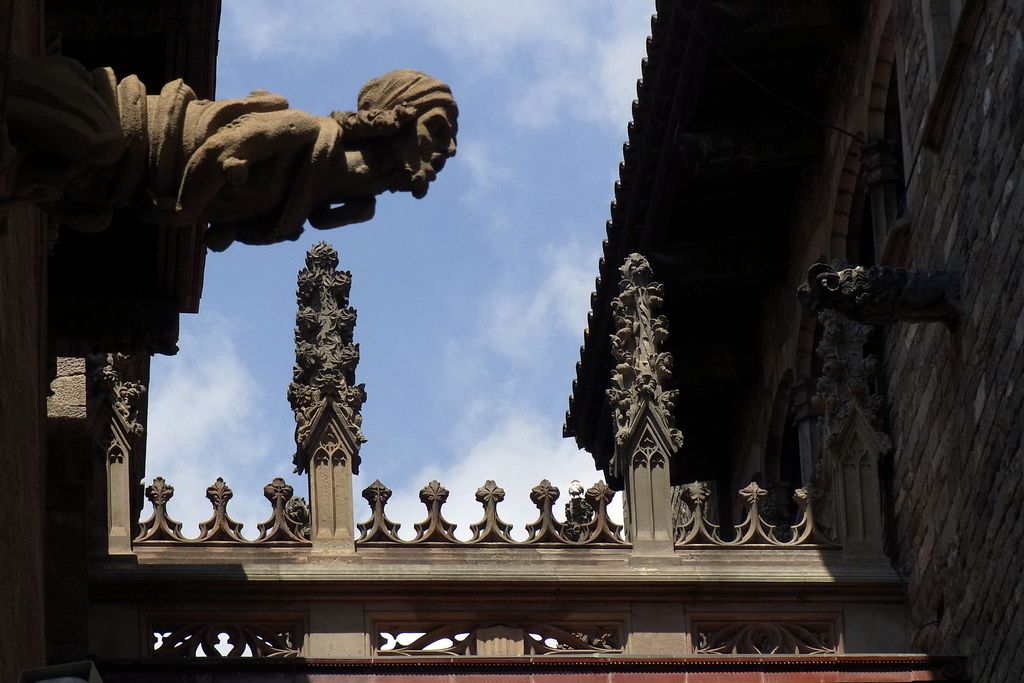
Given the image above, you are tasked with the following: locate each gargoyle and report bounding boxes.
[1,55,457,250]
[798,262,959,326]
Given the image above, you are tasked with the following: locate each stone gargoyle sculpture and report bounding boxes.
[798,262,960,326]
[0,55,457,250]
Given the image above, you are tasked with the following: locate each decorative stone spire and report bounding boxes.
[607,253,683,472]
[288,242,363,551]
[606,253,682,554]
[288,241,366,475]
[811,308,891,558]
[86,352,148,554]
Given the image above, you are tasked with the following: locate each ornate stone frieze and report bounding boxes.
[606,253,683,474]
[288,241,365,475]
[799,262,959,325]
[134,476,310,546]
[151,621,302,657]
[3,56,458,250]
[673,481,834,547]
[355,479,626,546]
[693,621,838,655]
[376,622,621,656]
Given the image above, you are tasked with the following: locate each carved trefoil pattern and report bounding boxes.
[135,476,310,545]
[151,620,303,658]
[692,621,838,655]
[376,622,622,656]
[356,479,626,546]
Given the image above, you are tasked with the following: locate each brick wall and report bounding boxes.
[886,1,1024,680]
[727,1,1023,677]
[0,2,48,679]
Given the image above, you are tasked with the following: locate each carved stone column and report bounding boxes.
[289,242,365,552]
[790,379,821,488]
[606,254,684,556]
[86,352,148,555]
[813,310,891,558]
[863,139,903,261]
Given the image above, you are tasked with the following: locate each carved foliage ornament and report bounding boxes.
[694,621,837,655]
[376,622,621,656]
[812,308,891,452]
[289,242,365,474]
[606,253,683,477]
[798,262,959,325]
[2,57,458,250]
[86,352,146,463]
[152,622,301,658]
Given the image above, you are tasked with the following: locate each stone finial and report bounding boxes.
[468,480,515,544]
[135,477,187,543]
[798,262,959,326]
[288,241,366,474]
[411,480,459,543]
[3,57,458,250]
[606,253,683,473]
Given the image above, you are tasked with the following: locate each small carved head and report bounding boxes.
[797,262,840,312]
[357,69,458,199]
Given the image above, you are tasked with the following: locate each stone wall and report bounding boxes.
[0,1,47,679]
[885,1,1024,680]
[45,358,93,663]
[724,1,1023,677]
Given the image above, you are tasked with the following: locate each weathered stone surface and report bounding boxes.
[3,59,458,250]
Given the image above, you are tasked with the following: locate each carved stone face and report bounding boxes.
[392,106,457,199]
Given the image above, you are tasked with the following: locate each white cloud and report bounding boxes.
[481,238,599,362]
[145,316,283,537]
[456,139,515,205]
[221,0,653,130]
[225,2,392,59]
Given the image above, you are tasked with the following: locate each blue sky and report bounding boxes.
[145,1,654,538]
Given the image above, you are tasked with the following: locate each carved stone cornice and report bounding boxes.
[606,253,683,480]
[799,262,959,326]
[288,242,365,475]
